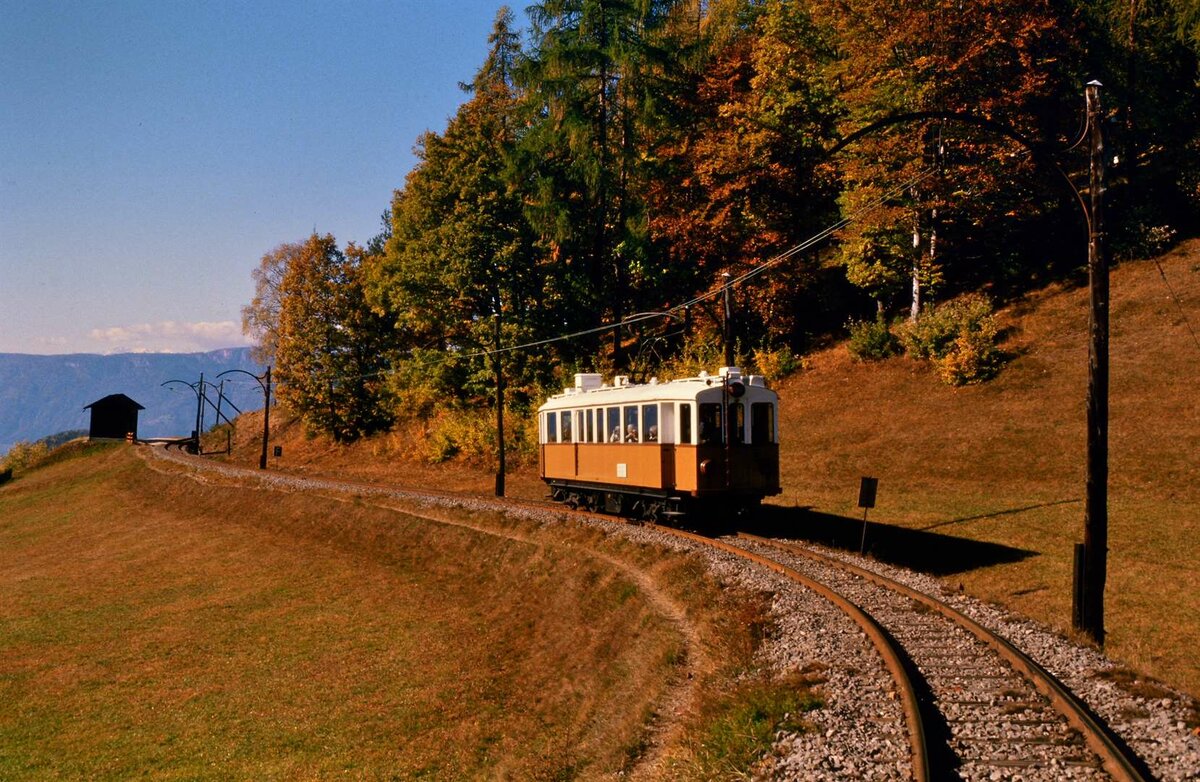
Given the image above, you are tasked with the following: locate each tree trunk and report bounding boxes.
[911,220,921,321]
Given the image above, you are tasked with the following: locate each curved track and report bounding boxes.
[725,532,1152,782]
[139,448,1159,780]
[651,524,932,780]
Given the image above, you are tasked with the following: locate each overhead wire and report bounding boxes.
[241,114,1134,402]
[231,161,942,398]
[285,161,942,388]
[1153,258,1200,353]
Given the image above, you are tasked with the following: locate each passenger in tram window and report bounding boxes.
[641,404,657,443]
[623,406,639,441]
[610,427,622,443]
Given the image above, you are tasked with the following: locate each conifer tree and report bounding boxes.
[518,0,690,367]
[365,8,547,406]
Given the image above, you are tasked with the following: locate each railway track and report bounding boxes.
[142,447,1180,780]
[644,524,1153,781]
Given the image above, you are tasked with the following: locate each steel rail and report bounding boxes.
[146,448,1145,779]
[649,524,932,782]
[740,533,1152,782]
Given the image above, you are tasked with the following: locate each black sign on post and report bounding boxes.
[858,477,878,555]
[858,477,879,509]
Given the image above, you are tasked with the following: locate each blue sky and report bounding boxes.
[0,0,516,354]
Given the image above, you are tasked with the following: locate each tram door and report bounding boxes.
[660,403,675,444]
[658,402,675,489]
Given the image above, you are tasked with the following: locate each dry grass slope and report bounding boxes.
[0,449,644,777]
[775,241,1200,697]
[213,242,1197,701]
[0,444,816,779]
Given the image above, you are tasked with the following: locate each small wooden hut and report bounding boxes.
[84,394,145,442]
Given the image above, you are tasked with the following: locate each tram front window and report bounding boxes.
[751,403,775,444]
[729,402,745,444]
[699,403,723,445]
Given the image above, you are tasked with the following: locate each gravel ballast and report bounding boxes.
[143,447,1199,780]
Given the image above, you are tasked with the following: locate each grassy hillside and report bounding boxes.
[0,444,810,779]
[775,240,1200,697]
[218,242,1200,698]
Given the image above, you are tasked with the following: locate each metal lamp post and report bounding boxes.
[161,378,203,454]
[217,366,272,469]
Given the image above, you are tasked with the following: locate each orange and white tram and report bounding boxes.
[538,366,781,520]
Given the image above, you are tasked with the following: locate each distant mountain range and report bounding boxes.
[0,348,266,454]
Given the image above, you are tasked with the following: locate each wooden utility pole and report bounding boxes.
[1081,80,1109,646]
[722,272,734,367]
[216,366,272,469]
[493,312,505,497]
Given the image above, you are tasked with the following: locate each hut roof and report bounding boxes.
[83,393,145,411]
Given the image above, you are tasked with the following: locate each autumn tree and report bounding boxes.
[275,233,394,442]
[241,242,296,365]
[649,0,842,347]
[1078,0,1200,257]
[820,0,1085,315]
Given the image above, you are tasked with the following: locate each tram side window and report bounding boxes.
[679,404,692,444]
[641,404,658,442]
[546,412,558,443]
[607,407,622,442]
[699,403,723,444]
[751,403,775,444]
[587,408,596,443]
[560,411,573,443]
[729,402,745,444]
[623,406,639,442]
[576,411,585,443]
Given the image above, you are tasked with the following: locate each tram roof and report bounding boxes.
[538,368,776,411]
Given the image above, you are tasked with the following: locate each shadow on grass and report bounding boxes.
[917,498,1080,532]
[741,505,1037,577]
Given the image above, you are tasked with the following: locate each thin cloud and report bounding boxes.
[88,320,252,354]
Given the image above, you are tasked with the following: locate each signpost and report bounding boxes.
[858,476,878,555]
